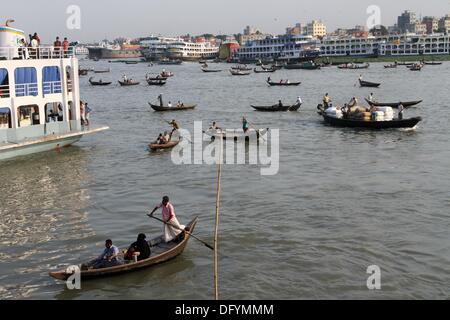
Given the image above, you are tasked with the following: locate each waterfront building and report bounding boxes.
[306,20,327,38]
[398,10,417,33]
[286,23,305,36]
[438,15,450,33]
[422,16,439,34]
[0,24,108,160]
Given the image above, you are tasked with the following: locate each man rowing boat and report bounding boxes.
[150,196,185,243]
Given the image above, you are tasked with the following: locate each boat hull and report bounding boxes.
[322,114,422,129]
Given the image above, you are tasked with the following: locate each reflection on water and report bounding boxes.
[0,147,95,299]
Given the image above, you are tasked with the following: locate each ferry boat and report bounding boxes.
[234,35,321,63]
[140,36,182,62]
[87,41,142,60]
[0,23,108,161]
[167,41,219,61]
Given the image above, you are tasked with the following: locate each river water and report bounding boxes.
[0,60,449,300]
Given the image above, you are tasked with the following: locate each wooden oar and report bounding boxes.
[248,121,267,142]
[147,214,214,251]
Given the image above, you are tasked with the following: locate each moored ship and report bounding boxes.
[0,22,108,161]
[87,42,142,60]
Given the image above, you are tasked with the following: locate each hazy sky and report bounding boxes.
[2,0,450,43]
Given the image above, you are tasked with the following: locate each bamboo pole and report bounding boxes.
[214,134,224,300]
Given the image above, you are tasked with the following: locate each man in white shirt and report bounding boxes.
[168,101,173,108]
[30,38,39,59]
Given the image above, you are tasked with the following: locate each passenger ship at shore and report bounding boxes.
[0,24,108,161]
[166,41,219,61]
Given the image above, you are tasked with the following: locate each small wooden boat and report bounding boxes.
[94,68,111,73]
[118,80,140,86]
[149,103,197,112]
[146,74,168,81]
[251,102,301,112]
[230,69,251,76]
[158,59,183,65]
[146,79,167,86]
[359,79,381,88]
[408,64,423,71]
[384,64,397,69]
[254,68,275,73]
[397,62,414,66]
[338,63,370,69]
[231,65,252,71]
[49,217,198,281]
[161,71,174,78]
[79,69,89,76]
[365,99,423,108]
[201,68,222,73]
[423,61,442,65]
[317,106,422,129]
[267,80,301,86]
[89,77,112,86]
[125,61,138,65]
[149,140,180,151]
[269,64,283,70]
[205,128,269,141]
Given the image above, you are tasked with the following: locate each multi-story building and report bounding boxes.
[422,16,439,34]
[438,15,450,33]
[407,22,427,35]
[306,20,327,37]
[398,10,417,33]
[286,23,305,36]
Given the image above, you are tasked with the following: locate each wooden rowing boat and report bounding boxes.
[49,217,198,281]
[251,102,301,112]
[118,80,140,86]
[149,140,180,150]
[149,103,196,112]
[267,80,301,86]
[204,128,269,141]
[230,69,251,76]
[423,61,442,65]
[146,79,167,86]
[365,98,423,108]
[89,77,112,86]
[254,68,275,73]
[320,113,422,129]
[359,79,381,88]
[338,63,370,69]
[201,68,222,73]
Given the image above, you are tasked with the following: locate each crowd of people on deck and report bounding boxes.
[18,32,74,59]
[82,196,186,270]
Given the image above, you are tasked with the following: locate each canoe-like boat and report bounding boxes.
[320,113,422,129]
[397,62,414,66]
[205,128,269,141]
[254,68,275,73]
[284,62,321,70]
[338,63,370,69]
[359,79,381,88]
[251,102,301,112]
[201,68,222,73]
[408,64,423,71]
[149,140,180,151]
[267,80,301,86]
[147,79,167,86]
[49,217,198,281]
[384,64,397,69]
[365,98,423,108]
[149,103,197,112]
[94,68,111,73]
[161,72,174,78]
[89,77,112,86]
[230,69,251,76]
[423,61,442,65]
[118,80,140,86]
[231,65,252,71]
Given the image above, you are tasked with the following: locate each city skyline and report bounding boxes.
[2,0,450,42]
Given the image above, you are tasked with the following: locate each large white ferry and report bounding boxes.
[0,23,108,161]
[167,41,219,61]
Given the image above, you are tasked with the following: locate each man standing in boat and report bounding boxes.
[150,196,186,243]
[398,103,404,120]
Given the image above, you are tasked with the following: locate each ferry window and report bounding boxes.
[45,102,64,123]
[0,107,11,129]
[66,66,73,92]
[0,69,10,98]
[17,104,40,127]
[43,66,62,95]
[14,67,38,97]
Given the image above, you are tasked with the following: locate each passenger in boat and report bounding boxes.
[210,121,222,131]
[323,93,331,109]
[168,101,173,108]
[169,120,180,136]
[398,103,404,120]
[370,104,378,121]
[242,117,250,133]
[125,234,151,262]
[368,93,374,103]
[85,103,92,126]
[267,77,271,83]
[163,131,171,142]
[348,97,358,108]
[80,101,86,125]
[122,75,128,83]
[150,196,186,243]
[83,239,123,270]
[155,133,163,144]
[278,100,283,108]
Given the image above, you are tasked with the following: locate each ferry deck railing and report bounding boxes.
[43,81,62,95]
[0,46,76,60]
[0,85,10,98]
[15,83,39,97]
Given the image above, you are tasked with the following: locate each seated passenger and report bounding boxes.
[83,239,122,270]
[125,234,151,262]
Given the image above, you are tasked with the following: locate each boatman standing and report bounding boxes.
[150,196,186,243]
[398,103,404,120]
[168,119,180,136]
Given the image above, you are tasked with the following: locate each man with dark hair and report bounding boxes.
[125,234,151,262]
[150,196,185,243]
[84,239,122,270]
[54,37,62,57]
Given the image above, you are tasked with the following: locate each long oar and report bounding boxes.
[248,121,267,142]
[147,214,214,251]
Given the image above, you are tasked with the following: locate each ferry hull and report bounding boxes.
[88,48,142,60]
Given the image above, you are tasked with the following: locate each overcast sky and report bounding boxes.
[2,0,449,43]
